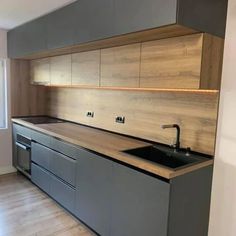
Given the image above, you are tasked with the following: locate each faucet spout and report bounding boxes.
[161,124,180,151]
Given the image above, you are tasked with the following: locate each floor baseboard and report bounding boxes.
[0,166,17,175]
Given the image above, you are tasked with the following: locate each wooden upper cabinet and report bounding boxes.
[100,44,141,87]
[72,50,100,86]
[140,34,203,89]
[30,58,50,85]
[50,55,72,85]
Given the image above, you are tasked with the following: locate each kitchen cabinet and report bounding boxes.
[75,149,113,236]
[72,50,100,86]
[7,0,228,58]
[100,44,140,87]
[30,58,50,85]
[13,122,213,236]
[114,0,176,36]
[47,3,76,50]
[7,17,47,58]
[73,0,115,45]
[111,163,170,236]
[50,55,71,85]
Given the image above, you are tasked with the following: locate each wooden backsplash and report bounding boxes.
[47,88,219,155]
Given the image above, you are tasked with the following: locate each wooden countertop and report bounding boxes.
[12,118,213,179]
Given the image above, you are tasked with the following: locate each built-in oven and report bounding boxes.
[15,134,31,178]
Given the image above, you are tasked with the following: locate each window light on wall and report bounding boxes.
[0,59,7,129]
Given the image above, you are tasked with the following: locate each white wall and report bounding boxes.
[208,0,236,235]
[0,28,14,174]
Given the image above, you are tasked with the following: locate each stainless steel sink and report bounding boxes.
[123,145,208,169]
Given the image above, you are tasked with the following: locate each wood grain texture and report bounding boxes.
[50,55,71,85]
[72,50,100,86]
[101,44,141,87]
[10,59,46,117]
[12,119,214,179]
[140,33,203,88]
[46,88,219,155]
[21,24,198,60]
[30,58,50,85]
[0,173,94,236]
[200,34,224,89]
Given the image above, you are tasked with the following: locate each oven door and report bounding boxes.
[16,141,31,178]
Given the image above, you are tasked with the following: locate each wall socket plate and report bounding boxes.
[116,116,125,124]
[87,111,94,118]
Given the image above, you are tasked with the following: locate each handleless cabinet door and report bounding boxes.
[73,0,115,44]
[111,163,170,236]
[7,17,47,58]
[50,55,72,85]
[50,151,76,187]
[114,0,177,35]
[47,3,76,49]
[76,149,113,236]
[30,58,50,85]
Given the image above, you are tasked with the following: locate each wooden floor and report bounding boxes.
[0,173,95,236]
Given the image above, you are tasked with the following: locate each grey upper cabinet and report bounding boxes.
[7,17,47,58]
[114,0,177,36]
[75,149,113,236]
[73,0,115,44]
[111,163,170,236]
[46,3,77,49]
[7,0,228,58]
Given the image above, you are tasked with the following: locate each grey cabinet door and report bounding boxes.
[114,0,177,35]
[46,3,76,49]
[7,17,47,58]
[76,149,113,236]
[50,175,76,214]
[50,151,76,187]
[31,142,51,171]
[111,163,170,236]
[73,0,115,44]
[31,163,51,195]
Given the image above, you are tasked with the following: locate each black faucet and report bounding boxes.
[161,124,180,151]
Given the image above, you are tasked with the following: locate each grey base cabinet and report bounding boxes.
[75,149,113,236]
[13,123,213,236]
[111,163,170,236]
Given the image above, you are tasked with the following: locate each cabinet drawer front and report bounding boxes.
[14,124,31,139]
[31,142,52,170]
[51,137,79,158]
[51,151,76,186]
[31,163,51,195]
[31,130,51,147]
[50,175,76,214]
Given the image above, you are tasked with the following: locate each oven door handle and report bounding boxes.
[16,142,30,151]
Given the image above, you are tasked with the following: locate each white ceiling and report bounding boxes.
[0,0,76,30]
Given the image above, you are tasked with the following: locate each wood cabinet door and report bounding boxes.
[50,55,71,85]
[72,50,100,86]
[30,58,50,85]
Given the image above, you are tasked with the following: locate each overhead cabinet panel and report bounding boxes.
[73,0,115,44]
[114,0,177,35]
[7,17,47,58]
[47,3,77,49]
[177,0,228,38]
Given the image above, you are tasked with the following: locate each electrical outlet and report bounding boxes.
[115,116,125,124]
[86,111,94,118]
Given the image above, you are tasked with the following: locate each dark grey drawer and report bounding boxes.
[51,137,79,159]
[31,129,51,147]
[31,163,51,195]
[31,142,52,171]
[50,175,76,214]
[51,151,76,187]
[14,124,31,139]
